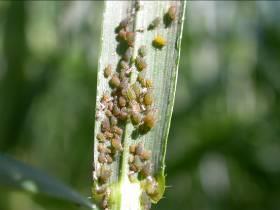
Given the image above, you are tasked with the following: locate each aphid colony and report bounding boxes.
[93,4,177,210]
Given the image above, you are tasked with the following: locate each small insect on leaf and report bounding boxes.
[167,6,176,21]
[152,35,167,49]
[148,17,161,30]
[138,45,147,57]
[135,56,147,71]
[126,32,135,47]
[104,65,112,78]
[109,74,121,88]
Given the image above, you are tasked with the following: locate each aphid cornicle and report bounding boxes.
[153,35,167,49]
[104,65,112,78]
[138,45,147,57]
[109,74,121,88]
[135,56,147,71]
[148,17,161,30]
[143,111,156,129]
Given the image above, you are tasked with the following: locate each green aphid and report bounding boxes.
[138,45,147,57]
[135,56,147,71]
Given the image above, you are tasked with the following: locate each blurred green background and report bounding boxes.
[1,1,280,210]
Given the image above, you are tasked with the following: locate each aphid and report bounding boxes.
[128,172,138,183]
[98,153,107,164]
[123,47,133,62]
[119,77,129,89]
[131,82,141,98]
[112,104,121,116]
[104,65,112,78]
[137,73,146,87]
[112,126,123,135]
[104,131,113,139]
[109,74,121,88]
[167,6,176,21]
[110,115,118,126]
[99,165,111,183]
[128,155,134,163]
[145,79,153,88]
[143,111,157,129]
[126,32,135,46]
[148,17,161,30]
[101,118,110,132]
[119,107,129,121]
[131,111,142,125]
[143,91,154,106]
[129,163,138,172]
[120,60,130,69]
[135,143,144,156]
[98,144,111,154]
[152,35,167,49]
[140,150,151,161]
[107,101,114,111]
[97,133,105,142]
[118,96,127,107]
[111,138,123,151]
[126,87,137,101]
[101,91,111,103]
[133,155,143,171]
[105,110,112,117]
[138,45,147,57]
[135,56,147,71]
[129,100,141,113]
[106,155,113,164]
[144,177,159,195]
[129,144,136,154]
[140,162,152,177]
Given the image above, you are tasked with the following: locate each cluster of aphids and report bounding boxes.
[93,3,176,210]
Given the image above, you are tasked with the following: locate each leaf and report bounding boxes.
[92,1,186,210]
[0,154,97,209]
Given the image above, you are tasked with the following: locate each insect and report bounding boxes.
[135,56,147,71]
[143,91,154,106]
[98,165,112,183]
[110,74,121,88]
[140,150,151,161]
[167,6,176,21]
[138,45,147,57]
[126,32,135,46]
[101,118,110,132]
[125,87,137,101]
[112,104,121,116]
[104,65,112,78]
[131,82,141,98]
[97,133,105,142]
[118,96,127,107]
[153,35,167,49]
[148,17,161,30]
[119,107,129,121]
[98,152,107,164]
[111,137,123,151]
[129,144,136,154]
[110,115,118,126]
[140,162,152,177]
[123,47,133,62]
[143,111,157,130]
[145,79,153,88]
[112,126,123,135]
[131,111,142,125]
[135,142,144,156]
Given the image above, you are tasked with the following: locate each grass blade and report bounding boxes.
[92,1,186,210]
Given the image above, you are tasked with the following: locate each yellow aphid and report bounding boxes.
[153,35,167,49]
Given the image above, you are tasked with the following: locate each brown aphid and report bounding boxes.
[104,131,113,139]
[135,142,144,156]
[98,153,107,164]
[107,101,114,111]
[119,69,127,81]
[131,82,141,98]
[110,115,118,126]
[148,17,161,30]
[143,111,157,129]
[129,163,138,172]
[152,35,167,49]
[119,107,129,121]
[145,79,153,88]
[112,126,123,135]
[109,74,121,88]
[104,65,112,78]
[126,32,135,46]
[97,133,105,142]
[101,91,111,103]
[128,155,134,163]
[138,45,147,57]
[143,91,154,106]
[98,144,111,154]
[123,47,133,62]
[133,155,143,171]
[111,138,123,151]
[129,100,141,113]
[167,6,176,21]
[129,144,136,154]
[99,165,111,183]
[106,155,113,164]
[105,110,112,117]
[140,162,152,178]
[140,150,151,161]
[118,96,127,107]
[135,56,147,71]
[101,118,110,132]
[131,111,142,125]
[112,104,121,116]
